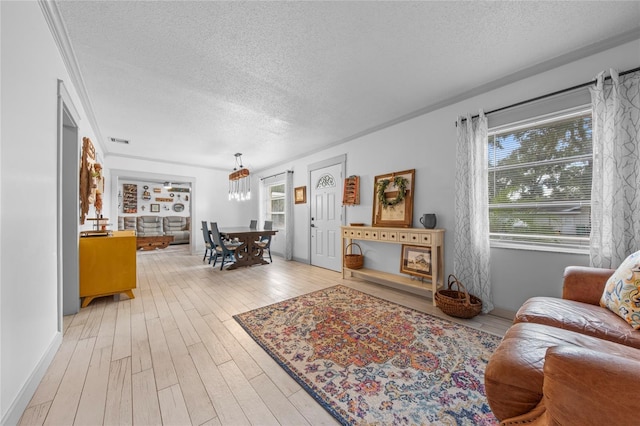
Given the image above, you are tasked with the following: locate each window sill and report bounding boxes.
[490,240,589,256]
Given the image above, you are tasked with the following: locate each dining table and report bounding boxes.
[219,227,277,270]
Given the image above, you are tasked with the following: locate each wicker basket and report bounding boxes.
[434,274,482,319]
[344,242,364,269]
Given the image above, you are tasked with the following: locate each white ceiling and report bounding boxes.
[55,1,640,171]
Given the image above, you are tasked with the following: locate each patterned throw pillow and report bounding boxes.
[600,250,640,329]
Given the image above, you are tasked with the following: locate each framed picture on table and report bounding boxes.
[400,244,432,279]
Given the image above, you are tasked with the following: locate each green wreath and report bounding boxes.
[377,176,408,207]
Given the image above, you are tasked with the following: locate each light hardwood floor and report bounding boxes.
[19,245,512,426]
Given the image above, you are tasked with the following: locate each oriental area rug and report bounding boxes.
[233,285,501,425]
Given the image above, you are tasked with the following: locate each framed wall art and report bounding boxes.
[372,169,415,227]
[400,244,432,279]
[150,204,160,213]
[294,186,307,204]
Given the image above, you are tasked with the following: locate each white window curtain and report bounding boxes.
[284,171,294,260]
[589,69,640,268]
[455,111,493,313]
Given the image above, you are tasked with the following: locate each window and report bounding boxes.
[266,183,285,229]
[488,107,592,252]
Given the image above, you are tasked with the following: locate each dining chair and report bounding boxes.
[209,222,238,270]
[201,221,215,264]
[249,219,257,229]
[256,220,274,263]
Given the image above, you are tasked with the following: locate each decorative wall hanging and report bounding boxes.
[342,175,360,206]
[122,184,138,213]
[79,137,96,224]
[150,204,160,213]
[294,186,307,204]
[155,197,173,202]
[372,169,415,227]
[173,203,185,212]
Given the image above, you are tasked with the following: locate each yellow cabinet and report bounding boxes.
[79,230,136,308]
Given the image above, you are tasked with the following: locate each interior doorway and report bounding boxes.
[309,156,345,272]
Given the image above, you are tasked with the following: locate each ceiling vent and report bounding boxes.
[109,137,130,144]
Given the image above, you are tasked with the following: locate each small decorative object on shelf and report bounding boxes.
[155,197,173,202]
[420,213,437,229]
[343,175,360,205]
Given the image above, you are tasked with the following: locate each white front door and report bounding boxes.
[310,163,343,272]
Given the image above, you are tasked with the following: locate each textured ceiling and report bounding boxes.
[56,1,640,171]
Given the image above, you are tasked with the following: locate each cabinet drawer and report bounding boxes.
[398,232,410,243]
[370,230,379,239]
[409,233,422,243]
[387,231,398,242]
[343,228,351,237]
[420,233,432,245]
[355,229,363,238]
[363,229,377,240]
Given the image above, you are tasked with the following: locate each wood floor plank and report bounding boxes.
[95,301,118,349]
[80,299,106,339]
[189,342,251,426]
[132,368,162,426]
[18,401,51,426]
[168,301,201,346]
[43,337,95,425]
[111,299,131,361]
[218,361,279,426]
[146,317,179,390]
[158,384,192,426]
[74,344,111,425]
[104,357,132,426]
[185,309,232,365]
[130,311,152,374]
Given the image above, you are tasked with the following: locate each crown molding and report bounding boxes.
[39,0,107,154]
[104,152,228,172]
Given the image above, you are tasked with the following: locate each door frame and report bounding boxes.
[57,80,81,321]
[307,154,346,268]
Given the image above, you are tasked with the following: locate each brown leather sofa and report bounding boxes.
[485,266,640,425]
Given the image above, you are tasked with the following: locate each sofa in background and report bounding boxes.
[485,266,640,425]
[118,216,190,245]
[118,216,137,231]
[163,216,191,244]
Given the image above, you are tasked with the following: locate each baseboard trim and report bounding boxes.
[1,331,62,426]
[489,307,516,321]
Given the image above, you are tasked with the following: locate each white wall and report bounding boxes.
[257,39,640,315]
[0,2,102,423]
[118,179,191,218]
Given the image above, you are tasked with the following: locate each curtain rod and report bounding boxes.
[260,170,293,181]
[456,65,640,126]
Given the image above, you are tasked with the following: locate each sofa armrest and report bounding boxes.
[562,266,614,305]
[541,345,639,425]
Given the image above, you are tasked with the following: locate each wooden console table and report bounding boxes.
[136,235,174,250]
[341,226,444,305]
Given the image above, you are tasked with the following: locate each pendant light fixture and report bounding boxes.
[229,153,250,201]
